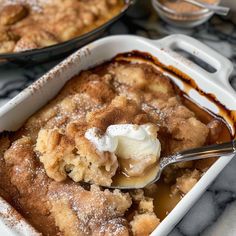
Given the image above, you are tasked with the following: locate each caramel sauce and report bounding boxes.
[112,164,159,188]
[150,180,182,220]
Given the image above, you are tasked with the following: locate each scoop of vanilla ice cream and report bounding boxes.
[85,124,161,177]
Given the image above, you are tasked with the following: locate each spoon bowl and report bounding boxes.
[110,140,236,189]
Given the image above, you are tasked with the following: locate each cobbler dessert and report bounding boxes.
[0,55,231,235]
[0,0,124,53]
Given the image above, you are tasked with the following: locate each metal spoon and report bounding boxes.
[171,0,230,16]
[111,140,236,189]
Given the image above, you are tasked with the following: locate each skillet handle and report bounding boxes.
[155,34,234,93]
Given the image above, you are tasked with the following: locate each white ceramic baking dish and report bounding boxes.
[0,34,235,236]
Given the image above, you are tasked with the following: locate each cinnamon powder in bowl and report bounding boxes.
[152,0,220,28]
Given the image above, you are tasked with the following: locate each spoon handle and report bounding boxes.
[174,140,236,163]
[185,0,230,16]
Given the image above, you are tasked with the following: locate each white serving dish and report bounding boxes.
[0,34,235,236]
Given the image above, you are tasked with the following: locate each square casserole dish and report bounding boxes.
[0,34,235,236]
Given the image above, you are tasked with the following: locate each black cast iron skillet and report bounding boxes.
[0,0,134,65]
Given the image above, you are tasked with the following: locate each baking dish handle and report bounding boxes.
[153,34,234,93]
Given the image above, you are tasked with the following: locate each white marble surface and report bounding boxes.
[0,1,236,236]
[170,157,236,236]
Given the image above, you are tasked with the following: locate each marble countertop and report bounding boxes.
[0,1,236,236]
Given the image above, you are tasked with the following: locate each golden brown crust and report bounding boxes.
[48,183,131,236]
[130,193,160,236]
[14,30,58,52]
[0,28,18,53]
[171,169,201,195]
[86,96,149,132]
[3,136,58,235]
[35,126,119,186]
[0,4,28,26]
[130,214,160,236]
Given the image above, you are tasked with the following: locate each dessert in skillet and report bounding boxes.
[0,53,231,235]
[0,0,124,53]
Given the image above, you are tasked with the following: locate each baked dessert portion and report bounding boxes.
[35,106,161,186]
[0,57,231,235]
[0,0,124,53]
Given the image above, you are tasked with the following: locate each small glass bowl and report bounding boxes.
[152,0,220,28]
